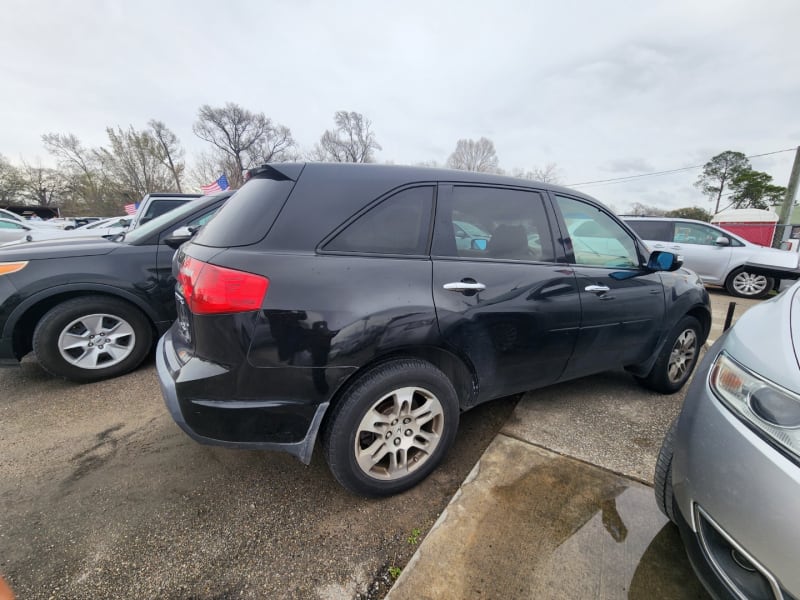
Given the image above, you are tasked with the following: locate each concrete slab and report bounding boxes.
[503,370,686,484]
[387,436,709,600]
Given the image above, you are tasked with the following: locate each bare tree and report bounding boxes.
[148,120,185,192]
[18,160,69,207]
[187,150,240,193]
[193,102,296,188]
[311,111,381,163]
[0,154,23,203]
[446,138,499,172]
[512,163,562,183]
[99,126,177,201]
[42,132,105,204]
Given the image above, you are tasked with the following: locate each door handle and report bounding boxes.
[444,282,486,292]
[670,245,681,250]
[653,244,665,249]
[585,284,611,294]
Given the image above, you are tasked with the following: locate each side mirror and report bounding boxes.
[647,250,683,272]
[715,236,730,246]
[471,239,488,251]
[164,226,194,250]
[455,230,467,239]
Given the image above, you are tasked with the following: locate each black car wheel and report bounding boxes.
[654,417,678,524]
[32,296,153,383]
[322,359,459,497]
[725,267,773,299]
[637,315,702,394]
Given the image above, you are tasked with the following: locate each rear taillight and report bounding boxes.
[177,256,268,315]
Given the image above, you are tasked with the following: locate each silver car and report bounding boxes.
[655,282,800,599]
[625,217,800,299]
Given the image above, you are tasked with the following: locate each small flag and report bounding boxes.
[201,174,230,195]
[124,203,139,215]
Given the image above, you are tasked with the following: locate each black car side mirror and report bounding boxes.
[164,226,194,250]
[647,250,683,272]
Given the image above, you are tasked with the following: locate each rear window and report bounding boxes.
[626,220,672,242]
[192,176,295,248]
[143,199,187,220]
[323,186,433,255]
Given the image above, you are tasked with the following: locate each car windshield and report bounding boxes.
[124,197,210,244]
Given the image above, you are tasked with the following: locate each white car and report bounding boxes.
[73,216,131,238]
[625,217,800,298]
[0,208,66,229]
[0,218,79,245]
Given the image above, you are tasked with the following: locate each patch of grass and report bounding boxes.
[388,566,402,580]
[407,528,421,546]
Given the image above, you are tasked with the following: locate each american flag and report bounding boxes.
[124,203,139,215]
[201,174,230,195]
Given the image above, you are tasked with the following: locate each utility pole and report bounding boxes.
[773,146,800,248]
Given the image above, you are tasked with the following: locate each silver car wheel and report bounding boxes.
[668,329,697,384]
[57,313,137,369]
[354,386,444,480]
[731,271,768,297]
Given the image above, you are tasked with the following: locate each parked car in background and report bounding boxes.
[0,209,64,230]
[158,163,711,497]
[625,216,800,298]
[127,193,202,229]
[0,218,80,245]
[0,191,231,382]
[655,281,800,599]
[73,216,131,238]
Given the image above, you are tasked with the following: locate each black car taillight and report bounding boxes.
[177,256,268,315]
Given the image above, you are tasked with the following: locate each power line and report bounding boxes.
[568,147,797,187]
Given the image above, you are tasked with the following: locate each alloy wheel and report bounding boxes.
[57,313,137,369]
[732,271,768,297]
[667,329,697,384]
[354,386,444,480]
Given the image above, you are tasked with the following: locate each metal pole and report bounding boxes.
[773,146,800,248]
[724,302,737,332]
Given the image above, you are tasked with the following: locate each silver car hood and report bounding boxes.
[723,283,800,393]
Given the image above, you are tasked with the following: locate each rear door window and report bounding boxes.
[323,186,434,256]
[432,186,555,262]
[626,220,673,242]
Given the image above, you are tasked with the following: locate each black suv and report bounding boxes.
[157,163,711,497]
[0,191,231,382]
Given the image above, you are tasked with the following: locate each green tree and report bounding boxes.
[665,206,712,221]
[695,151,750,214]
[729,169,786,210]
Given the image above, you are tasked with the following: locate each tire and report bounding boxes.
[637,315,702,394]
[322,359,459,497]
[724,267,773,299]
[654,416,678,524]
[32,296,153,383]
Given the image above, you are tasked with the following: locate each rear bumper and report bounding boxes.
[742,261,800,281]
[156,328,351,464]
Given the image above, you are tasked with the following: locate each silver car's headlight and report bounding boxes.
[710,352,800,461]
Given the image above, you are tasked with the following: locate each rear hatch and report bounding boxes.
[172,165,301,357]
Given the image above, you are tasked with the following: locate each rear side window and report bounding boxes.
[144,199,186,220]
[626,220,672,242]
[323,186,433,255]
[193,177,295,248]
[432,186,555,262]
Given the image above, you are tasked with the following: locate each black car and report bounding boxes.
[0,191,231,382]
[157,163,711,497]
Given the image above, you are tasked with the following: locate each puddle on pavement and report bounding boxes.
[390,436,710,600]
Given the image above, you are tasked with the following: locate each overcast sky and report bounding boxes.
[2,0,799,212]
